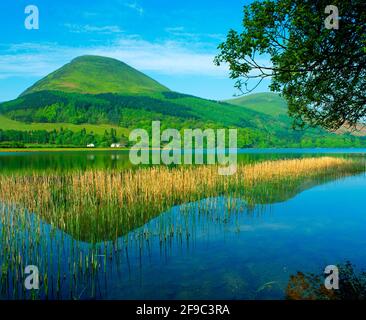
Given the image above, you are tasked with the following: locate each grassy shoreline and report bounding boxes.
[0,147,130,153]
[1,146,366,153]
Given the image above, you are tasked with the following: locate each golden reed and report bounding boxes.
[0,157,363,242]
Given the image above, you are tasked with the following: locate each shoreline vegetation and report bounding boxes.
[0,147,130,153]
[0,157,364,243]
[1,146,366,153]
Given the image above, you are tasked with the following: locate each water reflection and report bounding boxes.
[1,172,366,300]
[1,148,365,174]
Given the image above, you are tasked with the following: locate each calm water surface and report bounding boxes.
[0,148,365,173]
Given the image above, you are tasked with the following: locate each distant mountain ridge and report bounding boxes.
[0,55,365,148]
[21,55,169,96]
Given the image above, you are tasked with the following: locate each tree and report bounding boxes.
[215,0,366,130]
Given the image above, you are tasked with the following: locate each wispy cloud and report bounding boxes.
[165,27,198,39]
[0,36,230,79]
[0,44,71,79]
[64,24,123,34]
[165,26,226,42]
[124,2,144,15]
[90,37,228,76]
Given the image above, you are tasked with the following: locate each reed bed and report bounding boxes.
[0,157,364,243]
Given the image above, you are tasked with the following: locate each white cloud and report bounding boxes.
[165,27,198,39]
[0,36,230,79]
[65,24,123,34]
[124,2,144,15]
[165,26,225,42]
[89,38,228,76]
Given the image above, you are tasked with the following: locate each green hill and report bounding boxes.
[226,93,287,117]
[0,114,127,136]
[21,55,169,96]
[0,55,365,149]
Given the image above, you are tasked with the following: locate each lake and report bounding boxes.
[0,148,366,299]
[1,148,365,173]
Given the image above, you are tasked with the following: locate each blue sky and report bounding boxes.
[0,0,270,102]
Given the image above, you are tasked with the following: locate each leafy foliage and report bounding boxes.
[215,0,366,130]
[0,128,127,148]
[0,91,198,124]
